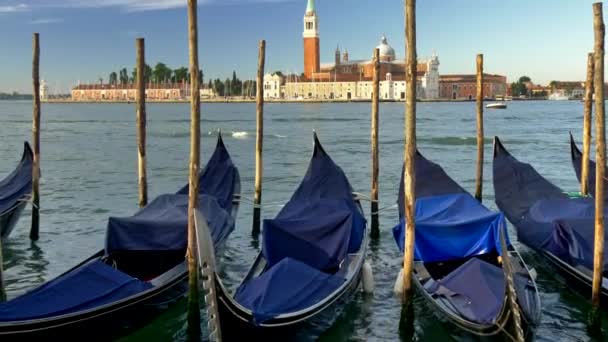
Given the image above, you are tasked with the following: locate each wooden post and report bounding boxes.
[136,38,148,208]
[252,40,265,236]
[402,0,417,303]
[592,1,605,311]
[0,234,5,302]
[31,33,41,241]
[370,48,380,239]
[582,52,595,196]
[186,0,201,339]
[474,54,484,202]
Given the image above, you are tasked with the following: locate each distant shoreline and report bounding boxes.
[40,97,553,104]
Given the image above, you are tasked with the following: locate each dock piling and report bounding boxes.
[475,54,484,202]
[31,33,41,241]
[370,47,380,238]
[186,0,202,339]
[592,1,605,314]
[252,40,266,236]
[582,52,594,196]
[401,0,417,304]
[136,38,148,208]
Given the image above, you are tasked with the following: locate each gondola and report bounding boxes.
[197,132,367,340]
[494,136,608,307]
[569,132,606,199]
[0,142,33,239]
[392,149,541,339]
[0,133,240,339]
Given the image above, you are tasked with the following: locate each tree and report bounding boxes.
[518,76,531,83]
[224,78,231,96]
[109,72,118,85]
[119,68,129,84]
[132,64,152,83]
[173,67,189,83]
[213,78,224,96]
[207,80,212,89]
[153,63,172,83]
[273,71,284,78]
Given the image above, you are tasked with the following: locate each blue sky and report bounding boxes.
[0,0,604,93]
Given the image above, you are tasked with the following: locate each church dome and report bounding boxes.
[376,36,396,61]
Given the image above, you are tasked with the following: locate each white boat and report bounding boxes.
[548,93,569,100]
[486,102,507,109]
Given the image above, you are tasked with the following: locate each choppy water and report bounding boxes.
[1,100,607,341]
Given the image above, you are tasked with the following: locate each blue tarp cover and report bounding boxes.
[393,193,509,263]
[106,194,233,253]
[0,260,152,322]
[105,136,238,254]
[427,258,506,324]
[235,136,365,324]
[493,138,608,273]
[0,142,32,215]
[523,198,608,271]
[234,257,345,324]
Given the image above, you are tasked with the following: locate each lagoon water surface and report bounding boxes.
[0,100,606,341]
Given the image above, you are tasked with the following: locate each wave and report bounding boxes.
[231,131,249,139]
[272,117,363,123]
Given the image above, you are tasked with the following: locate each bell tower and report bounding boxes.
[303,0,320,80]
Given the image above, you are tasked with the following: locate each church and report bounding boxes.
[267,0,440,100]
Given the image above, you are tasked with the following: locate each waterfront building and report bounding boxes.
[278,0,440,101]
[40,80,48,101]
[438,74,507,100]
[71,82,215,101]
[548,81,585,99]
[263,73,284,99]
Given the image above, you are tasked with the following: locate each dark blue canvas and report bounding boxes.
[427,258,505,324]
[0,260,152,321]
[234,257,345,324]
[235,134,365,323]
[261,136,365,271]
[493,137,608,274]
[263,198,365,271]
[570,134,608,201]
[393,193,509,262]
[0,142,33,214]
[106,194,233,253]
[106,135,239,254]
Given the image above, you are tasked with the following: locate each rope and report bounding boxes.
[371,203,398,215]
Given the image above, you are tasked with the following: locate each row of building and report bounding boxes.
[263,0,507,101]
[70,82,215,101]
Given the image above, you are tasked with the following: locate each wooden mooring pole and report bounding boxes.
[592,1,605,313]
[31,33,41,241]
[136,38,148,208]
[474,54,484,202]
[186,0,201,339]
[370,47,380,238]
[582,52,594,196]
[401,0,417,304]
[252,40,265,236]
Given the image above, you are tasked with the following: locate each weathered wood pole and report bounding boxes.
[370,48,380,238]
[592,1,605,311]
[186,0,201,339]
[401,0,417,303]
[252,40,265,236]
[474,54,484,202]
[0,234,5,302]
[136,38,148,208]
[31,33,41,241]
[582,52,595,196]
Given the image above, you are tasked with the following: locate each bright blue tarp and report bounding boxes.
[234,258,345,324]
[0,142,32,215]
[0,260,152,321]
[393,193,509,263]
